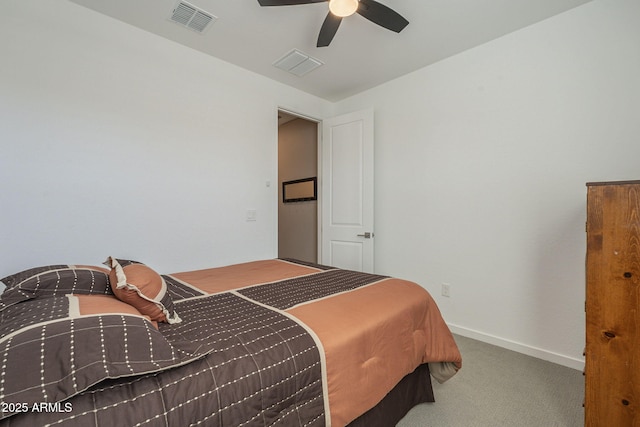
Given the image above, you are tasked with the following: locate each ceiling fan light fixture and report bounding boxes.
[328,0,358,17]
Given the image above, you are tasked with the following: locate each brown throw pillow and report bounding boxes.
[104,257,181,324]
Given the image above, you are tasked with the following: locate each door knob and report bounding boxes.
[357,232,373,238]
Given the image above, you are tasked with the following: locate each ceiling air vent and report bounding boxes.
[273,49,324,77]
[170,1,217,33]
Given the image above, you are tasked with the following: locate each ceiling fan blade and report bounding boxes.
[257,0,326,6]
[357,0,409,33]
[317,12,342,47]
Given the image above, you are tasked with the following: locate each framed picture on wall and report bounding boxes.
[282,177,317,203]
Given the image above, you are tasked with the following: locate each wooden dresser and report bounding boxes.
[585,181,640,426]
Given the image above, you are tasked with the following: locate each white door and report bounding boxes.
[320,108,374,273]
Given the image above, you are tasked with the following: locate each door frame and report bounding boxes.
[277,106,374,271]
[277,107,323,262]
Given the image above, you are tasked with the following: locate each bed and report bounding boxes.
[0,258,461,426]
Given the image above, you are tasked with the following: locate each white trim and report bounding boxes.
[277,107,321,124]
[448,323,584,371]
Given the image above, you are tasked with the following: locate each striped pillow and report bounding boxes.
[69,294,159,329]
[0,265,112,312]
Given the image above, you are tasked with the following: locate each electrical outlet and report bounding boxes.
[441,283,451,298]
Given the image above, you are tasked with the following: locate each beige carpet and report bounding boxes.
[397,334,584,427]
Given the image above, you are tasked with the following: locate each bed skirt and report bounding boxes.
[348,363,434,427]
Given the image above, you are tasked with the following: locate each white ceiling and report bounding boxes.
[69,0,592,102]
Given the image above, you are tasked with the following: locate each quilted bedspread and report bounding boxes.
[0,259,461,426]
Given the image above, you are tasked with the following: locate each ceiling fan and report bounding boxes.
[257,0,409,47]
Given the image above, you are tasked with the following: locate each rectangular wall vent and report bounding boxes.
[170,1,217,33]
[273,49,324,77]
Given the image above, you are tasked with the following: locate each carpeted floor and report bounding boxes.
[397,334,584,427]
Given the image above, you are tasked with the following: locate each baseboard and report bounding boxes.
[448,324,585,371]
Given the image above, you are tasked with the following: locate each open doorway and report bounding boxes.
[277,110,319,263]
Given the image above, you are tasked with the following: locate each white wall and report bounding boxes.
[334,0,640,369]
[0,1,331,279]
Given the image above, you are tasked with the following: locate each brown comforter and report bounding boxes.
[0,259,461,426]
[171,259,462,426]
